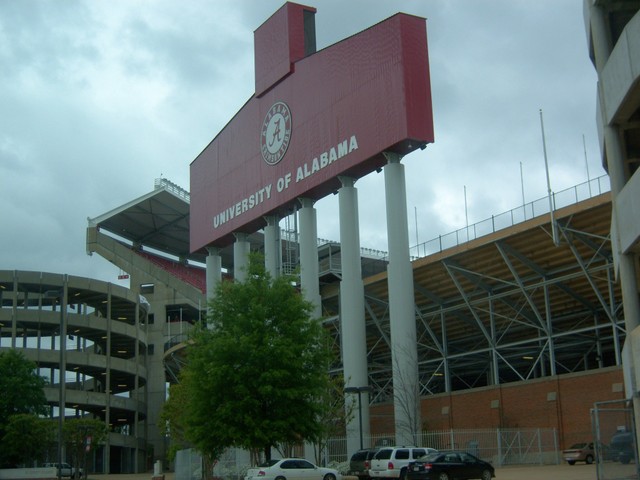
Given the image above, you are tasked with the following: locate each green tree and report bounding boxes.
[160,381,191,461]
[63,418,108,478]
[182,253,333,462]
[2,414,56,467]
[0,349,49,424]
[0,349,49,467]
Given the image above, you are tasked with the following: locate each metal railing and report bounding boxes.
[280,175,610,265]
[155,177,191,202]
[409,175,610,259]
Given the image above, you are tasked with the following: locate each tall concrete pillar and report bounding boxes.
[338,176,370,453]
[205,247,222,303]
[264,215,281,279]
[234,232,250,283]
[298,198,321,318]
[383,152,420,445]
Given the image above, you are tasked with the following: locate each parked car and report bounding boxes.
[609,432,635,464]
[562,442,595,465]
[349,448,380,479]
[369,446,438,480]
[244,458,340,480]
[245,459,280,480]
[406,451,495,480]
[44,463,84,479]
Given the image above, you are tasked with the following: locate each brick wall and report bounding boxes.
[369,366,624,449]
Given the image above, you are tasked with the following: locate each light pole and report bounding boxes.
[45,290,64,480]
[345,385,371,450]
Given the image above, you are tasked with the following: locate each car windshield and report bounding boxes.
[570,443,587,449]
[416,453,441,462]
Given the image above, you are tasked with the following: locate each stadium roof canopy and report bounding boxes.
[87,178,267,266]
[87,179,205,263]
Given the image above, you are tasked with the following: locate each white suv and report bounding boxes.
[369,446,437,480]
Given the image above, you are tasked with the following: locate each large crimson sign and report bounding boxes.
[190,2,434,251]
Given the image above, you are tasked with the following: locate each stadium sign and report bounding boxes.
[190,2,434,251]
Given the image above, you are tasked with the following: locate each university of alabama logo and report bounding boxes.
[260,101,292,165]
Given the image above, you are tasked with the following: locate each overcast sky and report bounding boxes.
[0,0,603,287]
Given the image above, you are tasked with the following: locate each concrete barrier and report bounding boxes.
[0,468,57,480]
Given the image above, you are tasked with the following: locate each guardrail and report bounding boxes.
[409,175,610,259]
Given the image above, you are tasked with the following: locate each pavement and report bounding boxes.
[90,463,600,480]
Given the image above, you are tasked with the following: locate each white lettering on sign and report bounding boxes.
[295,135,358,183]
[212,135,358,230]
[213,184,273,228]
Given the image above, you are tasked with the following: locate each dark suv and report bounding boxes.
[350,448,380,479]
[610,432,635,464]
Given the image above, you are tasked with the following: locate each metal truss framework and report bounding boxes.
[322,195,623,404]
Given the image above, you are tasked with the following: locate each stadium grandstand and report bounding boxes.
[83,173,624,465]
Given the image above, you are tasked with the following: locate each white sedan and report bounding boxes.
[245,458,340,480]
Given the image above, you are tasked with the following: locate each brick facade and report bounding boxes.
[369,366,624,449]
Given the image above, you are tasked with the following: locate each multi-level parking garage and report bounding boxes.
[0,271,149,473]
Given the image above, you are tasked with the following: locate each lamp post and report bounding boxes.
[45,290,64,480]
[344,385,371,450]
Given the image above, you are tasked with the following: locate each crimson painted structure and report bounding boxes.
[190,2,434,251]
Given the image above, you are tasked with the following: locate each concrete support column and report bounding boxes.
[298,198,321,319]
[60,278,68,465]
[205,247,222,302]
[233,232,250,283]
[383,152,420,445]
[604,124,640,332]
[338,176,370,452]
[264,215,281,279]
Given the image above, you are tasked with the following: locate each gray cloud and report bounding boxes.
[0,0,603,285]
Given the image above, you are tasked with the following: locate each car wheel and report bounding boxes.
[437,473,449,480]
[567,460,575,465]
[480,469,492,480]
[323,474,336,480]
[585,455,594,464]
[275,476,286,480]
[399,468,407,480]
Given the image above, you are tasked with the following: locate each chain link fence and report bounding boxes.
[592,399,639,480]
[326,428,559,466]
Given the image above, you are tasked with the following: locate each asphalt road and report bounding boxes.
[91,463,600,480]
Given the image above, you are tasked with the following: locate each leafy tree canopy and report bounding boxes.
[64,418,108,477]
[0,349,48,427]
[0,349,49,467]
[1,414,56,467]
[160,381,191,461]
[181,254,333,461]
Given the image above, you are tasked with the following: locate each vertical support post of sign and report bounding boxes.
[338,176,370,454]
[263,215,281,279]
[298,198,322,319]
[205,247,222,309]
[233,233,251,283]
[383,152,420,446]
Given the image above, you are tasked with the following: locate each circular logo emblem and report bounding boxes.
[261,101,292,165]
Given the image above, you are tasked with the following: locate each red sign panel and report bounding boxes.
[190,4,434,251]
